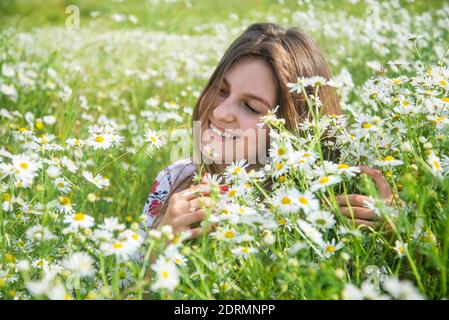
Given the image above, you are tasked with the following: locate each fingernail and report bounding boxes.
[219,185,229,192]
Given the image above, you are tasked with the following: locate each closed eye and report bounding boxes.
[242,102,261,114]
[218,88,229,97]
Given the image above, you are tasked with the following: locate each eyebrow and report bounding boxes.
[222,77,272,108]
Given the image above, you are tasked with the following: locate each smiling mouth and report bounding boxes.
[207,119,240,141]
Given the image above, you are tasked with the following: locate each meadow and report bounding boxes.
[0,0,448,299]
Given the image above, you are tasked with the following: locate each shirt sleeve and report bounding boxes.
[142,167,173,229]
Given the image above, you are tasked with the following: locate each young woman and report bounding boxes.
[142,22,395,238]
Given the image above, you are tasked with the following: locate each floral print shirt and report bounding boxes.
[142,158,196,229]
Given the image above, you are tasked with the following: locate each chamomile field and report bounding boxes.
[0,0,449,300]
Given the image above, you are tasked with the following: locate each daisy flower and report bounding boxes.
[144,129,164,149]
[308,210,336,230]
[394,240,407,258]
[257,105,284,128]
[296,191,320,214]
[10,154,41,180]
[151,256,179,292]
[374,155,403,167]
[55,196,75,214]
[336,163,361,177]
[427,152,442,177]
[310,174,342,192]
[297,219,324,247]
[86,132,113,150]
[382,277,424,300]
[164,246,188,266]
[63,252,95,278]
[290,150,317,170]
[54,177,72,194]
[99,217,125,233]
[66,138,85,148]
[120,229,144,252]
[63,212,95,229]
[82,171,110,189]
[100,239,133,260]
[231,246,258,257]
[224,159,249,183]
[273,188,300,214]
[269,141,293,162]
[321,239,344,258]
[25,224,56,242]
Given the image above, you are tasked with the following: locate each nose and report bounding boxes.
[212,97,237,123]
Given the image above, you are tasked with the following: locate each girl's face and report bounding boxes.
[200,57,277,165]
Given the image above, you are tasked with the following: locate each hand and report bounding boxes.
[159,174,226,239]
[335,165,397,229]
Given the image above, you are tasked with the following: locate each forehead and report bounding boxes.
[224,57,277,106]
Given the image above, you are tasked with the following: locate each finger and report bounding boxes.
[189,197,214,210]
[201,172,210,184]
[179,184,213,201]
[187,224,215,240]
[345,217,377,228]
[175,209,206,226]
[340,206,378,221]
[335,194,373,208]
[357,165,393,200]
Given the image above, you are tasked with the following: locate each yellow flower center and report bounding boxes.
[319,176,329,185]
[281,196,291,205]
[228,189,237,197]
[433,160,441,171]
[162,271,169,279]
[278,176,286,183]
[73,212,85,221]
[383,155,395,161]
[278,219,286,225]
[298,197,308,205]
[60,197,71,205]
[113,242,123,249]
[439,79,447,87]
[338,164,349,169]
[20,162,29,169]
[277,147,286,156]
[95,136,105,143]
[325,245,336,253]
[362,122,373,129]
[224,230,235,238]
[276,162,284,170]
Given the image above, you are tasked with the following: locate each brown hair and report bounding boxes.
[151,22,341,228]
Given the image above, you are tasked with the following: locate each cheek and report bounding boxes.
[237,113,261,132]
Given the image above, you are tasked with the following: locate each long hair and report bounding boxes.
[152,22,341,228]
